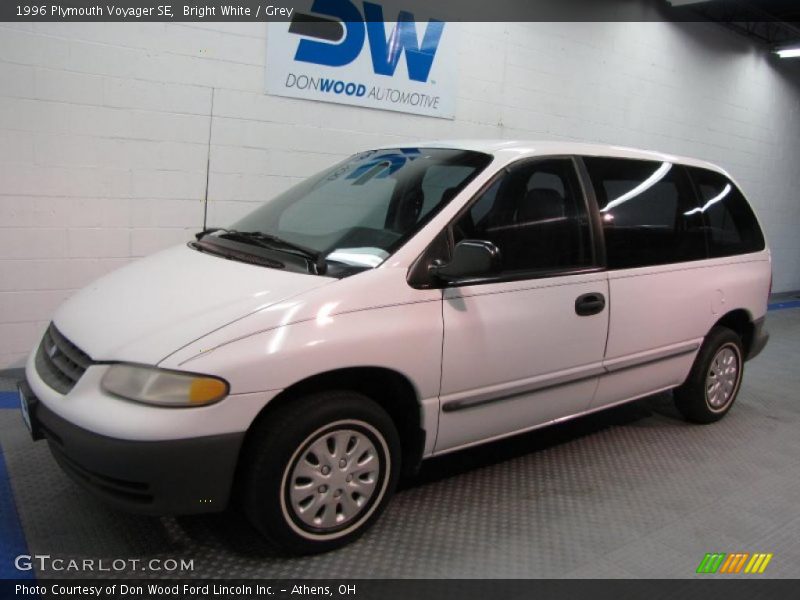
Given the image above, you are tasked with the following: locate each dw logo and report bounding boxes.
[290,0,445,83]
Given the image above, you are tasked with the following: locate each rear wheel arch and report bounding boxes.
[242,367,426,479]
[712,309,755,354]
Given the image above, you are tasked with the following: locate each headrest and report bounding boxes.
[517,188,565,221]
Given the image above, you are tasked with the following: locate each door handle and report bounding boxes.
[575,292,606,316]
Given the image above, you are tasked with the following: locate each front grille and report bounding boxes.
[35,324,93,394]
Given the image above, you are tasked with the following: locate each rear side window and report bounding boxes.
[583,157,706,269]
[686,167,765,257]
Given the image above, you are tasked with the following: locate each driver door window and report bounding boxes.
[452,159,593,275]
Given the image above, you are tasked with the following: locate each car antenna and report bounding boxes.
[202,87,215,232]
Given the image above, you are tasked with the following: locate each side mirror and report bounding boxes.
[429,240,501,282]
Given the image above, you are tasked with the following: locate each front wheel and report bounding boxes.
[240,391,400,554]
[674,326,744,424]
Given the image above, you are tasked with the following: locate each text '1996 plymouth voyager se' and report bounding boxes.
[19,141,770,554]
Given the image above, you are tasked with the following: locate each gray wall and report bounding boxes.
[1,17,799,367]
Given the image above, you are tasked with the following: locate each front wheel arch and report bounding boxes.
[240,367,426,481]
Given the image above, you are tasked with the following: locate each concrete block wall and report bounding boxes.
[1,16,799,368]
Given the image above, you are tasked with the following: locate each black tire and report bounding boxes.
[674,326,744,424]
[239,391,401,555]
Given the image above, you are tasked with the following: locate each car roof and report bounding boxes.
[376,139,729,176]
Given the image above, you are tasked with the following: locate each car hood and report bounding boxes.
[52,244,332,365]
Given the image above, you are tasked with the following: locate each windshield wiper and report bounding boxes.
[197,229,327,275]
[195,227,226,240]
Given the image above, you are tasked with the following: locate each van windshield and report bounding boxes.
[223,148,491,273]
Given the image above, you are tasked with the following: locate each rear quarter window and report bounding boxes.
[686,167,765,257]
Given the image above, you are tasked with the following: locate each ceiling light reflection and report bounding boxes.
[601,162,673,213]
[684,183,731,216]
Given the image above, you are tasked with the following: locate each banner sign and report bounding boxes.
[4,578,799,600]
[265,1,458,119]
[3,1,788,22]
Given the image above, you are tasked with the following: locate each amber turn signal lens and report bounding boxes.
[189,378,229,405]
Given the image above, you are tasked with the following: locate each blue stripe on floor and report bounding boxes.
[0,392,19,410]
[768,300,800,311]
[0,444,33,579]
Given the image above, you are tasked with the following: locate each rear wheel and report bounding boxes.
[240,391,400,554]
[674,326,744,424]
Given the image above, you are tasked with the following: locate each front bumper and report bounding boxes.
[22,380,244,516]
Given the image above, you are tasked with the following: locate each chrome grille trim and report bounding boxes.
[35,323,93,395]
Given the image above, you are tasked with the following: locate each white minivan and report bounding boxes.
[20,141,770,554]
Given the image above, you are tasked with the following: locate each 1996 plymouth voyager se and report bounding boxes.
[19,141,770,554]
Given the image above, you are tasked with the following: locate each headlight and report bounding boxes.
[101,364,229,407]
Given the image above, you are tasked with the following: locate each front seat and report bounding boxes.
[508,188,568,270]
